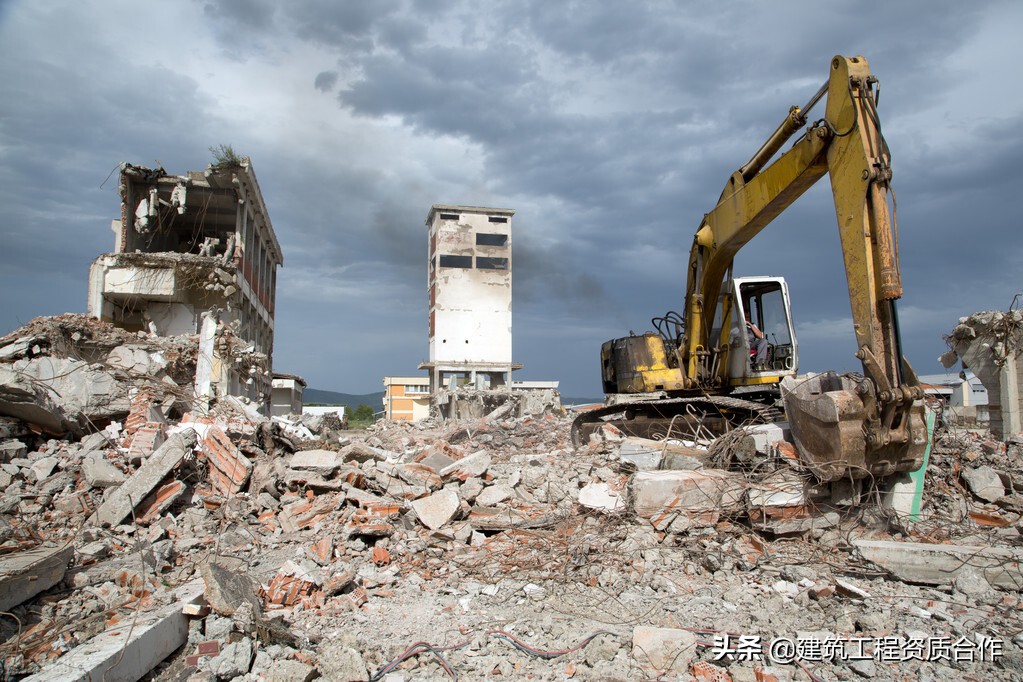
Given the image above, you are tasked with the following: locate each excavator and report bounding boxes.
[572,55,929,482]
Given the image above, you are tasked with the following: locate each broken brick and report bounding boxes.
[200,425,253,496]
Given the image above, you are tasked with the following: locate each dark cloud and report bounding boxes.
[2,1,1020,397]
[314,70,338,91]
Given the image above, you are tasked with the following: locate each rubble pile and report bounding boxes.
[432,385,562,420]
[0,320,1020,680]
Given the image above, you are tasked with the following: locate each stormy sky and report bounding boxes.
[1,1,1020,397]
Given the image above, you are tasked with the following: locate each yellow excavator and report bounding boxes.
[573,55,929,482]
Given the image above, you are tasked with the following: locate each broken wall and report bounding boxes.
[942,310,1023,440]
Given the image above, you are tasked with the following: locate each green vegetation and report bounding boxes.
[349,403,376,428]
[209,143,243,168]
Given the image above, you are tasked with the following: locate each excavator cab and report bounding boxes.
[724,277,798,382]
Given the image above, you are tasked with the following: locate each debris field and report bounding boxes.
[0,314,1022,681]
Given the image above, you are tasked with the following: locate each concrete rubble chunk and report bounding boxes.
[439,450,491,480]
[0,544,75,612]
[632,626,697,674]
[475,483,515,507]
[200,560,265,617]
[289,448,342,475]
[853,539,1023,589]
[618,438,664,470]
[29,456,59,482]
[317,642,368,682]
[82,455,126,488]
[631,469,745,518]
[266,659,317,682]
[91,428,196,528]
[578,482,626,512]
[0,439,27,462]
[23,579,205,682]
[410,488,460,529]
[962,465,1005,502]
[210,637,254,680]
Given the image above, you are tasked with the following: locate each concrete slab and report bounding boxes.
[578,482,626,512]
[475,484,515,507]
[91,429,196,528]
[631,469,745,519]
[853,539,1023,589]
[439,450,491,480]
[22,579,204,682]
[411,489,459,529]
[289,449,342,475]
[0,544,75,612]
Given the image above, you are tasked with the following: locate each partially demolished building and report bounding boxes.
[87,160,283,406]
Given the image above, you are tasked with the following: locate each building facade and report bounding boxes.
[419,205,520,391]
[382,376,431,421]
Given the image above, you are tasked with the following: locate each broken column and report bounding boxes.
[942,310,1023,440]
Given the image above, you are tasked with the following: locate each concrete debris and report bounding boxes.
[853,539,1023,589]
[962,464,1006,502]
[0,314,1021,681]
[0,544,75,612]
[91,429,196,528]
[632,625,697,674]
[577,481,626,512]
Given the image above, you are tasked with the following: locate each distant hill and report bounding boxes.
[305,388,384,409]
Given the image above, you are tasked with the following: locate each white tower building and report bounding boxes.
[419,204,521,391]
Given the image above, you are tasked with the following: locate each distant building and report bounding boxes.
[270,373,306,417]
[418,205,521,392]
[919,370,989,424]
[383,376,431,421]
[87,159,282,407]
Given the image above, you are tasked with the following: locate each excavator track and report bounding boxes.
[571,394,783,447]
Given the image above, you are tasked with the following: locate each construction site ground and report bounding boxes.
[0,315,1021,681]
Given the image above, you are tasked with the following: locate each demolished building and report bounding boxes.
[87,159,283,407]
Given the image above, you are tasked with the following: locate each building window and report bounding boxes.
[476,256,508,270]
[439,254,473,268]
[488,216,508,223]
[475,233,508,247]
[405,385,429,394]
[439,213,459,220]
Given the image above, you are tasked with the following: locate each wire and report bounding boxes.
[367,630,616,680]
[487,629,615,659]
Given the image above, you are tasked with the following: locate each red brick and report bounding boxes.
[200,426,252,496]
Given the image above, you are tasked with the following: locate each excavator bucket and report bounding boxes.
[780,372,928,482]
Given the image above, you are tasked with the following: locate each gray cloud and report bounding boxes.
[314,70,338,91]
[2,1,1021,397]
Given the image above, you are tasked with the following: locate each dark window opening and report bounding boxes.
[439,254,473,268]
[488,216,508,223]
[476,256,509,270]
[476,232,508,247]
[439,213,459,220]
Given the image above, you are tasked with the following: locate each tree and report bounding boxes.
[351,404,375,423]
